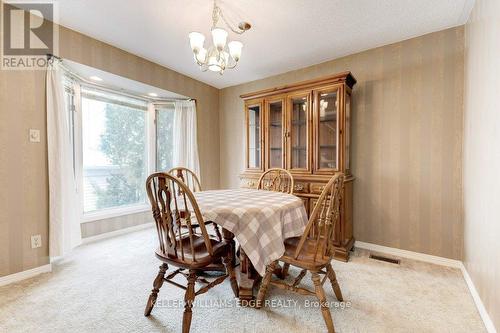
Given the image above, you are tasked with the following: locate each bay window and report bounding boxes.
[63,81,177,221]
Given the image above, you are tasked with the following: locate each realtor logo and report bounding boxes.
[1,1,58,69]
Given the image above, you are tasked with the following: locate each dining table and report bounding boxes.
[192,188,309,300]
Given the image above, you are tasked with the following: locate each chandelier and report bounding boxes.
[188,0,251,75]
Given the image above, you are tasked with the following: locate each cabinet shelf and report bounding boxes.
[319,115,337,122]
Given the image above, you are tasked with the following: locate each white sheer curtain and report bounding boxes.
[172,100,200,179]
[46,61,81,258]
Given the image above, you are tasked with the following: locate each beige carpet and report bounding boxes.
[0,228,485,332]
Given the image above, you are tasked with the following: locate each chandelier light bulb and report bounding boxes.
[208,55,221,72]
[228,41,243,61]
[188,32,205,53]
[211,27,228,51]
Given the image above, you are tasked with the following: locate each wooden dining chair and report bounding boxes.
[168,167,202,192]
[168,167,223,243]
[144,172,239,333]
[257,168,295,194]
[256,173,345,333]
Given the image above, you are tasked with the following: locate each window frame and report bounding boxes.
[154,103,176,172]
[66,81,175,223]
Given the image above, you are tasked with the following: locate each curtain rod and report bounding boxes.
[46,54,193,104]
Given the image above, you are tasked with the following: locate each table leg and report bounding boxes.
[222,229,259,301]
[238,247,260,301]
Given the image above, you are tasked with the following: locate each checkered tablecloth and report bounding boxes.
[193,189,308,276]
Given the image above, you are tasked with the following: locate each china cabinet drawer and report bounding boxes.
[293,182,309,194]
[310,183,327,194]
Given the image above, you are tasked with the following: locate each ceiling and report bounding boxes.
[57,0,475,89]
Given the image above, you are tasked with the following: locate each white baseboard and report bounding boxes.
[355,241,462,268]
[81,222,154,245]
[0,264,52,287]
[460,264,497,333]
[355,241,496,333]
[0,224,153,287]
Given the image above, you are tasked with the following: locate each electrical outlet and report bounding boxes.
[31,235,42,249]
[29,129,40,143]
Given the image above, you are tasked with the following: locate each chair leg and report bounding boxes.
[256,261,276,309]
[326,263,343,301]
[311,272,335,333]
[214,224,223,242]
[144,263,168,316]
[281,263,290,279]
[182,271,197,333]
[223,252,239,298]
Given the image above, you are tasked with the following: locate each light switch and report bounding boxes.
[29,129,40,143]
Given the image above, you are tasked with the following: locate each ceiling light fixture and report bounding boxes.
[148,92,158,97]
[188,0,251,75]
[89,76,103,81]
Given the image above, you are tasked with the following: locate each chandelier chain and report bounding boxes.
[212,0,246,35]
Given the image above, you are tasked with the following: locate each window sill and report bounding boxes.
[81,204,150,223]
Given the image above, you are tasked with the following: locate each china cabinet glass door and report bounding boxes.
[287,92,311,172]
[315,87,340,172]
[266,98,284,168]
[246,102,262,170]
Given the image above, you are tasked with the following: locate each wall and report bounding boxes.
[219,27,465,260]
[81,212,151,239]
[463,0,500,329]
[0,24,219,277]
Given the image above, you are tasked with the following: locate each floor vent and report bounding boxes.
[369,254,401,265]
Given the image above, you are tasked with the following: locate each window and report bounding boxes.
[80,87,149,213]
[155,104,175,171]
[62,74,180,221]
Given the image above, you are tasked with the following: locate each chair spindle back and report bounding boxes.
[168,167,202,193]
[293,173,344,262]
[146,172,213,263]
[257,168,295,194]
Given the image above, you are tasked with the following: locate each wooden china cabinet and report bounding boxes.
[240,72,356,261]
